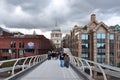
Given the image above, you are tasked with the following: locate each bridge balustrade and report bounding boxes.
[70,55,120,80]
[0,54,47,80]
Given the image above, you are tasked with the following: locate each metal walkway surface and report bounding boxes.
[17,59,84,80]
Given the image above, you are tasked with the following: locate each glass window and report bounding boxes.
[97,43,101,48]
[19,50,24,55]
[101,43,105,48]
[25,49,34,53]
[97,55,101,58]
[82,34,88,40]
[19,41,24,48]
[97,34,101,39]
[97,43,105,48]
[10,41,13,48]
[82,53,88,58]
[102,34,105,39]
[13,41,16,48]
[97,34,105,39]
[86,35,88,39]
[82,34,86,39]
[82,43,88,48]
[10,41,16,48]
[110,34,114,40]
[102,55,106,58]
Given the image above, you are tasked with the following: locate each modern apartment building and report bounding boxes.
[64,14,119,66]
[51,29,62,51]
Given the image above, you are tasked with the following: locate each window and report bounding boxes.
[10,41,16,48]
[97,34,100,39]
[97,53,106,63]
[97,34,105,39]
[13,41,16,48]
[81,34,89,59]
[102,34,105,39]
[82,34,88,40]
[97,33,106,63]
[97,43,105,49]
[19,41,24,48]
[82,43,88,48]
[19,50,24,55]
[82,53,88,59]
[109,34,114,65]
[25,49,34,53]
[110,34,114,40]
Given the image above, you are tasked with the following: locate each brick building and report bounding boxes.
[64,14,119,66]
[0,28,53,60]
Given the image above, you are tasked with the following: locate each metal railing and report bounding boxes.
[70,56,120,80]
[0,54,47,80]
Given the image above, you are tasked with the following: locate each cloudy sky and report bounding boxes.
[0,0,120,38]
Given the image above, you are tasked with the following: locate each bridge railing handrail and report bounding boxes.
[0,54,47,78]
[0,55,45,64]
[80,57,120,72]
[70,55,120,80]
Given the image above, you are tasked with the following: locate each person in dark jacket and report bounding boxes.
[64,54,70,68]
[59,54,64,67]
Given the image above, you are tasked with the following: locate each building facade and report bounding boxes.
[0,29,53,60]
[64,14,118,66]
[51,29,62,51]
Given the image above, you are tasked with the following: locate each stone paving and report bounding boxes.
[17,59,83,80]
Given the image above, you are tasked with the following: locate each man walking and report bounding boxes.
[64,54,70,68]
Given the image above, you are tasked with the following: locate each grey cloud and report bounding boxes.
[5,0,50,14]
[0,0,120,33]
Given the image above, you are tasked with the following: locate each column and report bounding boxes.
[78,33,81,57]
[114,32,117,66]
[106,33,109,65]
[93,32,97,62]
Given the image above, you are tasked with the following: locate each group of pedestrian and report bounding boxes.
[47,51,59,60]
[59,53,70,68]
[47,50,70,68]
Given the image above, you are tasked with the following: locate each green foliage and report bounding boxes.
[0,61,15,68]
[117,62,120,67]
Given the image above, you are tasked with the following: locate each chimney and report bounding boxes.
[91,14,96,21]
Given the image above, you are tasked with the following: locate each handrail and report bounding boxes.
[70,55,120,80]
[0,54,47,79]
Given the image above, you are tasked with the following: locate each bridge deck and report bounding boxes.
[17,59,84,80]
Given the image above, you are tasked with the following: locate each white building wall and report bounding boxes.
[51,29,62,49]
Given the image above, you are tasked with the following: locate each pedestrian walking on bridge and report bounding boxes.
[64,54,70,68]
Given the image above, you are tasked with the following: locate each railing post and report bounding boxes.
[78,58,85,71]
[97,64,107,80]
[29,56,34,67]
[36,56,39,63]
[33,56,37,65]
[12,59,19,75]
[84,59,93,77]
[22,57,28,70]
[38,56,41,62]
